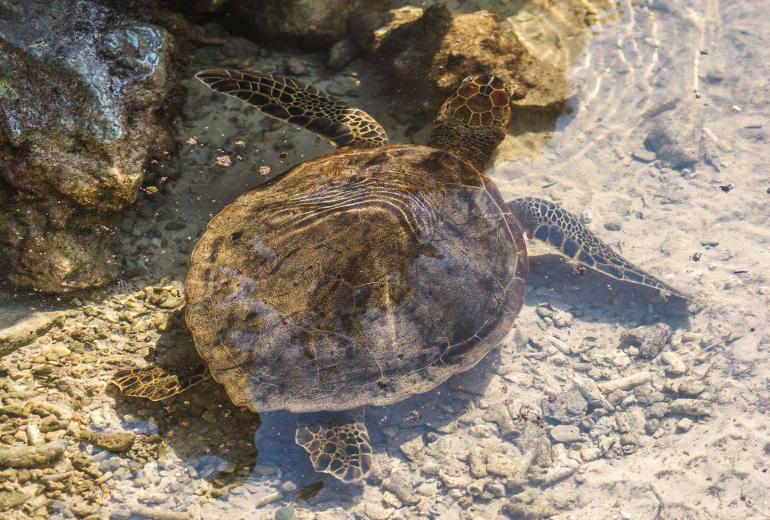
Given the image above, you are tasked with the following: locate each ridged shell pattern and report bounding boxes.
[184,145,527,413]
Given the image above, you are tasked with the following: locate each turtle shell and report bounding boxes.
[184,144,528,413]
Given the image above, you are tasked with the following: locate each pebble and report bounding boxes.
[598,372,654,393]
[253,491,282,507]
[486,452,519,477]
[676,418,694,432]
[668,399,711,417]
[399,436,425,462]
[580,447,602,462]
[541,389,588,424]
[25,423,43,446]
[0,490,28,511]
[284,58,308,75]
[128,505,190,520]
[550,425,581,443]
[274,506,296,520]
[631,148,657,162]
[619,324,673,359]
[661,352,687,375]
[327,39,357,71]
[383,471,420,506]
[666,379,706,397]
[468,446,487,477]
[79,431,136,453]
[0,440,68,468]
[0,311,62,357]
[573,377,614,411]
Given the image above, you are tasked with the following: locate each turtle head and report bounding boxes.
[427,74,513,171]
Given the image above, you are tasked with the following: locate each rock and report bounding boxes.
[668,399,711,418]
[0,490,27,512]
[399,436,425,462]
[0,1,173,210]
[673,379,707,397]
[676,418,693,432]
[0,0,174,292]
[0,440,68,468]
[438,464,471,489]
[598,372,655,393]
[634,384,666,405]
[573,376,614,411]
[483,403,517,435]
[619,324,673,359]
[541,388,588,424]
[0,195,120,292]
[0,307,62,357]
[382,471,420,506]
[186,454,235,480]
[354,5,565,122]
[661,351,688,376]
[468,446,487,478]
[79,431,136,453]
[327,39,358,71]
[631,148,657,163]
[184,0,226,13]
[226,0,381,49]
[274,506,296,520]
[646,402,670,419]
[550,425,581,444]
[486,451,519,477]
[643,103,703,169]
[253,491,283,507]
[502,496,558,519]
[580,446,601,462]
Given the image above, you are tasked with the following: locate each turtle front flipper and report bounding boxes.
[295,412,373,483]
[195,69,388,149]
[508,197,685,298]
[109,364,211,401]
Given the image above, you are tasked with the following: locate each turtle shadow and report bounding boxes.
[251,349,504,508]
[110,311,506,509]
[109,312,261,493]
[525,254,691,330]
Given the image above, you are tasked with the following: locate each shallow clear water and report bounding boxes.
[1,0,769,519]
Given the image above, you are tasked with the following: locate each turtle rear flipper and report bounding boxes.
[195,69,388,149]
[295,412,373,483]
[508,197,685,298]
[110,365,210,401]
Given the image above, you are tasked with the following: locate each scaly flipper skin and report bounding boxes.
[295,419,373,483]
[508,197,684,298]
[195,69,389,149]
[110,365,211,401]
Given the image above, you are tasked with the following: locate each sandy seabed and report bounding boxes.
[0,0,768,518]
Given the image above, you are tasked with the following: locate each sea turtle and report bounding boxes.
[111,70,682,483]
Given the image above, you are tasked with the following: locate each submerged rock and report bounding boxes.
[0,191,119,292]
[0,0,173,210]
[0,0,175,292]
[226,0,381,49]
[619,323,674,359]
[0,440,68,468]
[0,491,27,512]
[353,5,567,121]
[0,306,63,357]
